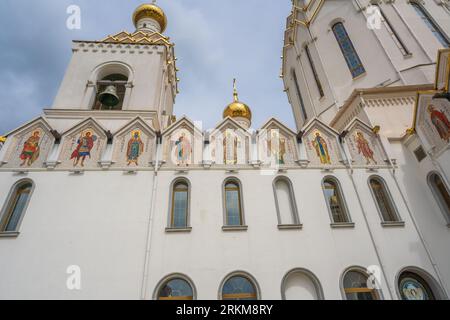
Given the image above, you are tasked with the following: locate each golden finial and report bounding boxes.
[233,78,239,102]
[223,78,252,122]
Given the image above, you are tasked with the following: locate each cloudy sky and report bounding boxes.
[0,0,294,134]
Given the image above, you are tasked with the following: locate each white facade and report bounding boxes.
[0,1,450,300]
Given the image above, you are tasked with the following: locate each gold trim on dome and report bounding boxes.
[223,79,252,121]
[133,3,167,33]
[0,136,6,143]
[101,30,171,46]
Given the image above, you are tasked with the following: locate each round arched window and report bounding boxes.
[157,278,194,300]
[343,270,379,300]
[222,276,257,300]
[399,272,435,300]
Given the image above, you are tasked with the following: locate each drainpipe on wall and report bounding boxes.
[140,134,162,300]
[339,133,395,299]
[364,96,450,298]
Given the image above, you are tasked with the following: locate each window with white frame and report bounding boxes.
[0,180,33,233]
[274,177,300,226]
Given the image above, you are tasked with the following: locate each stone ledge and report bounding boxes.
[278,224,303,230]
[222,226,248,232]
[330,223,355,229]
[0,232,20,238]
[165,227,192,233]
[381,221,406,228]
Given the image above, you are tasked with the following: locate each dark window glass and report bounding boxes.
[429,173,450,220]
[370,178,399,222]
[305,45,324,97]
[1,182,32,232]
[292,70,308,122]
[414,146,427,162]
[344,271,379,300]
[332,22,366,78]
[225,182,243,226]
[323,179,349,223]
[158,278,193,300]
[222,276,257,300]
[171,182,189,228]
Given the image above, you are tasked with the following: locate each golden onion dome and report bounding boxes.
[133,3,167,33]
[223,79,252,122]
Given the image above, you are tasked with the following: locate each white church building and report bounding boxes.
[0,0,449,300]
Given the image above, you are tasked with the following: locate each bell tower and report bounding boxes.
[283,0,450,130]
[50,1,179,130]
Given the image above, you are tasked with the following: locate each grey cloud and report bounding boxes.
[0,0,294,134]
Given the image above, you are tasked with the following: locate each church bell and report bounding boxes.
[98,85,120,108]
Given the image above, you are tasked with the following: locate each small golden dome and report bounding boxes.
[133,3,167,33]
[223,79,252,122]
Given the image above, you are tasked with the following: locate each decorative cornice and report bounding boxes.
[100,30,172,46]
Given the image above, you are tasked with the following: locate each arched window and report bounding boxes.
[291,69,308,122]
[343,269,380,300]
[410,2,449,48]
[273,177,300,226]
[398,271,435,300]
[322,178,350,224]
[169,180,190,229]
[428,172,450,224]
[304,45,324,97]
[282,269,324,300]
[369,177,400,223]
[0,181,33,233]
[157,277,195,300]
[332,22,366,78]
[224,180,244,227]
[92,74,128,110]
[221,274,258,300]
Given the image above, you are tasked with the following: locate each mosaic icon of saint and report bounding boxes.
[267,133,286,165]
[20,131,41,167]
[428,104,450,143]
[175,132,192,166]
[126,131,144,166]
[223,131,238,165]
[355,131,377,165]
[71,131,97,167]
[402,283,426,300]
[313,132,331,165]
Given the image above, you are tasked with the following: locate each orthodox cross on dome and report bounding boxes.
[233,78,239,102]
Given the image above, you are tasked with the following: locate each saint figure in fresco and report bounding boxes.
[175,132,192,166]
[223,131,238,165]
[428,104,450,143]
[126,131,144,166]
[20,131,41,167]
[267,133,287,165]
[71,131,97,167]
[313,132,331,165]
[355,131,377,165]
